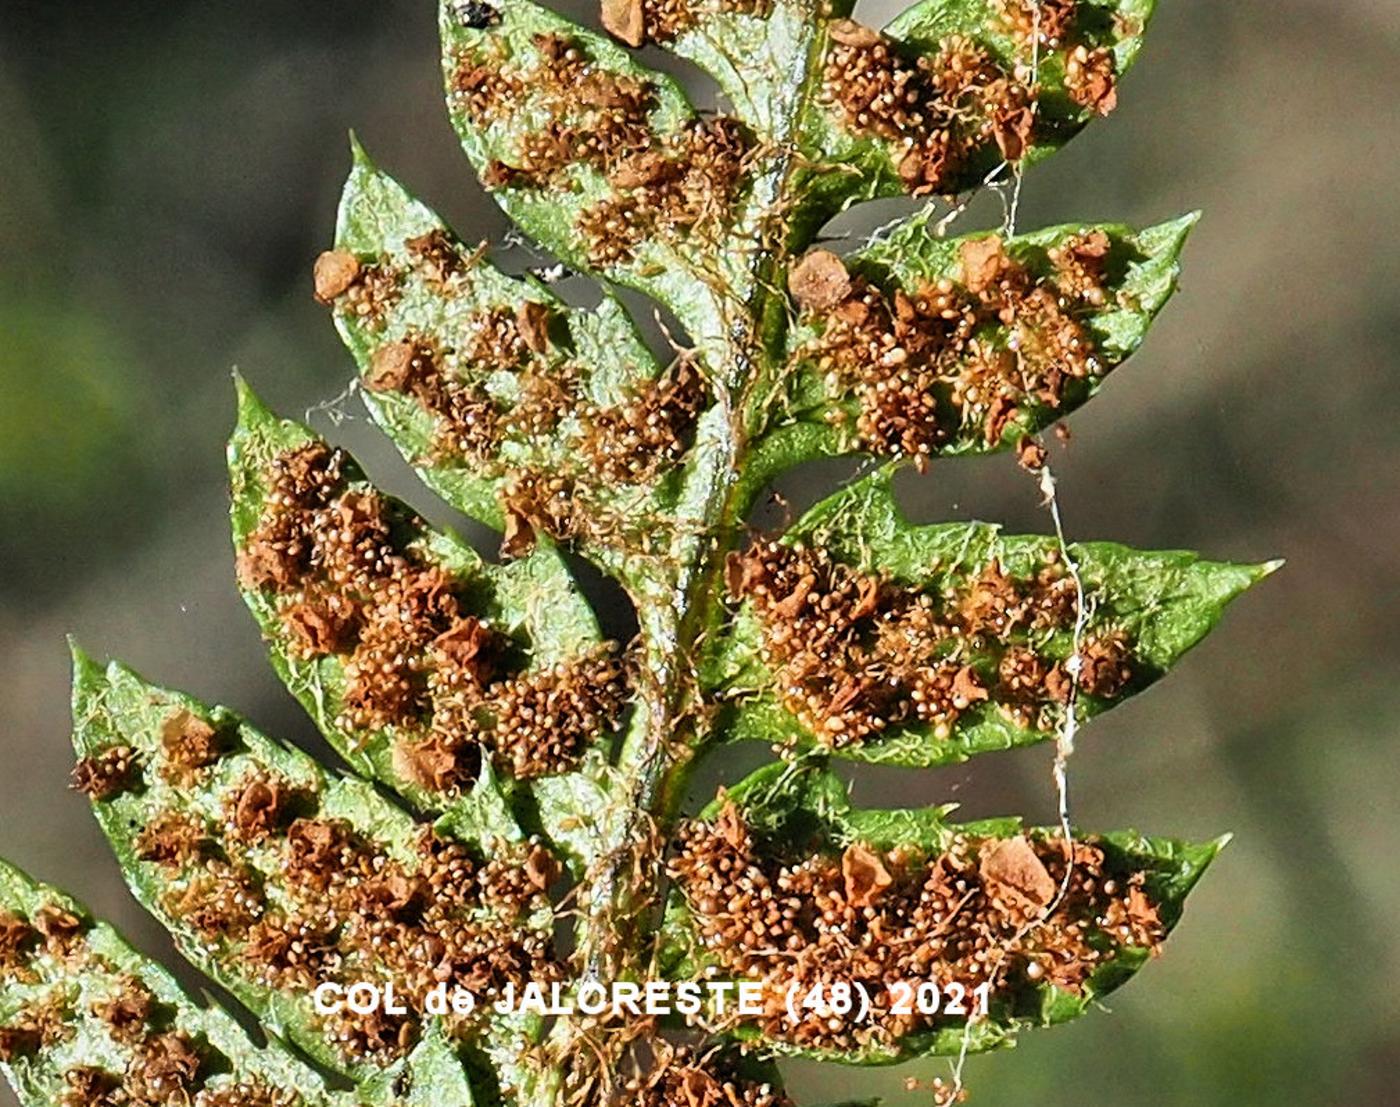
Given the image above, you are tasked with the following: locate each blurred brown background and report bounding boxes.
[1,0,1397,1103]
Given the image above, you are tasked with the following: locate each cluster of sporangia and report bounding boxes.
[313,232,708,555]
[790,229,1115,465]
[728,534,1133,749]
[0,5,1174,1105]
[824,0,1118,197]
[62,706,562,1077]
[0,898,298,1107]
[621,1044,791,1107]
[236,440,629,786]
[670,802,1164,1053]
[443,0,1119,270]
[452,26,753,267]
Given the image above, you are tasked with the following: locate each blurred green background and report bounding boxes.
[2,1,1397,1103]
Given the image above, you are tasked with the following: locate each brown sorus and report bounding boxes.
[789,249,853,313]
[313,250,361,305]
[671,807,1165,1052]
[70,745,140,800]
[601,0,645,47]
[159,709,225,786]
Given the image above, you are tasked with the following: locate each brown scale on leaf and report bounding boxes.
[1075,630,1134,699]
[280,586,359,658]
[727,539,1131,748]
[997,645,1064,728]
[824,3,1118,196]
[225,772,301,845]
[499,468,676,557]
[364,305,571,467]
[475,840,560,917]
[0,910,37,975]
[357,298,702,496]
[405,228,471,289]
[368,334,505,465]
[488,645,630,778]
[996,0,1079,49]
[0,990,72,1061]
[578,115,751,267]
[151,788,565,1063]
[284,818,359,892]
[127,1030,206,1104]
[415,828,480,905]
[59,1066,122,1107]
[504,363,582,441]
[452,40,522,123]
[393,731,476,795]
[670,803,1165,1052]
[392,318,707,493]
[163,860,264,941]
[136,810,209,869]
[33,904,84,956]
[462,306,536,372]
[91,975,157,1042]
[312,250,360,305]
[1065,44,1118,115]
[793,232,1108,460]
[227,819,562,1062]
[515,299,552,355]
[313,251,401,329]
[70,745,141,800]
[159,708,226,787]
[323,1000,419,1063]
[241,445,631,784]
[243,913,340,990]
[993,0,1120,116]
[236,442,344,592]
[500,468,582,557]
[954,558,1076,640]
[341,265,402,329]
[1049,229,1112,306]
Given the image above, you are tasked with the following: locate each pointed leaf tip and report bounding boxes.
[67,637,105,694]
[1153,210,1202,254]
[232,372,268,423]
[66,634,93,670]
[711,473,1276,767]
[348,129,374,170]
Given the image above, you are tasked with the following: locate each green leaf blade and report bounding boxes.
[708,472,1276,767]
[0,857,356,1107]
[749,215,1196,486]
[227,379,627,872]
[329,142,674,540]
[798,0,1158,215]
[660,763,1222,1064]
[438,0,757,327]
[69,650,556,1092]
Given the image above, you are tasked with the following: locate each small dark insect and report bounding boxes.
[453,0,499,28]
